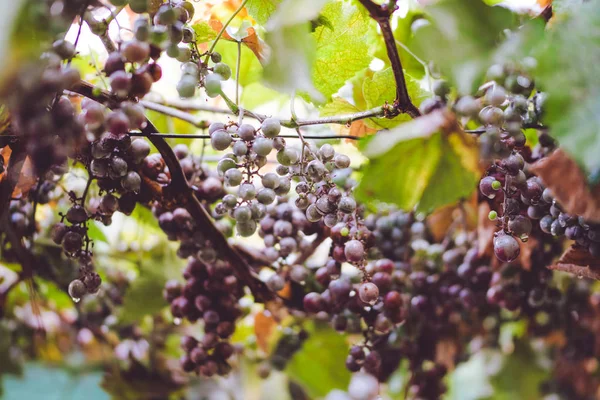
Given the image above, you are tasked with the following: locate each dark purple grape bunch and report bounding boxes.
[172,143,225,203]
[7,50,83,174]
[164,257,243,377]
[364,209,415,262]
[7,199,34,238]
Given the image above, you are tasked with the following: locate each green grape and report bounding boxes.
[213,63,232,80]
[261,118,281,138]
[205,73,222,98]
[177,74,197,98]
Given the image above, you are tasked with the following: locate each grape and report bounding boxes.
[238,183,257,200]
[181,61,199,76]
[217,158,237,175]
[232,141,248,156]
[234,206,252,222]
[122,171,142,192]
[334,154,351,169]
[238,124,255,141]
[493,233,520,262]
[276,148,299,166]
[253,137,273,156]
[68,279,87,300]
[261,173,279,190]
[508,215,532,236]
[51,223,67,244]
[130,139,151,164]
[479,176,501,199]
[479,106,504,125]
[257,188,276,205]
[121,40,150,63]
[267,274,285,292]
[261,118,281,138]
[236,220,257,237]
[100,194,119,214]
[213,63,232,80]
[177,74,197,98]
[358,282,379,305]
[204,74,222,97]
[209,122,226,134]
[455,95,480,116]
[52,39,75,59]
[109,156,128,178]
[338,197,356,214]
[110,70,132,97]
[66,205,88,224]
[62,231,83,253]
[303,292,326,313]
[485,85,507,106]
[224,168,243,186]
[210,130,232,151]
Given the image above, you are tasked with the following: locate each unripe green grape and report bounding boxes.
[236,220,257,237]
[204,73,222,97]
[223,194,238,209]
[261,118,281,138]
[181,61,199,76]
[233,206,252,222]
[224,168,243,186]
[217,158,237,175]
[276,148,299,166]
[175,46,191,62]
[156,6,177,25]
[250,202,266,220]
[238,183,257,200]
[261,173,279,189]
[177,74,197,98]
[274,177,291,195]
[211,52,222,63]
[479,106,504,126]
[432,80,450,98]
[253,137,273,156]
[129,0,149,13]
[233,140,248,156]
[257,188,276,205]
[213,63,232,80]
[166,43,180,58]
[211,130,232,151]
[134,18,150,41]
[150,25,168,45]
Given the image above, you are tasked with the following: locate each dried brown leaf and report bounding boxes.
[254,310,277,353]
[548,245,600,280]
[208,20,267,63]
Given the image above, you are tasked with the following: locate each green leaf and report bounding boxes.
[262,0,329,101]
[312,1,374,100]
[2,362,108,400]
[412,0,518,94]
[447,350,498,400]
[241,82,288,109]
[484,342,550,400]
[320,97,361,117]
[286,324,350,398]
[357,110,479,212]
[533,1,600,173]
[362,67,428,129]
[192,21,217,43]
[246,0,282,26]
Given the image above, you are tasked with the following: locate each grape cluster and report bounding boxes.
[6,53,82,175]
[364,208,417,261]
[164,258,243,377]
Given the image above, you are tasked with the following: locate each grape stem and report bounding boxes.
[140,99,386,129]
[356,0,421,118]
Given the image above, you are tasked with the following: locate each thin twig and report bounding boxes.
[236,41,241,106]
[357,0,420,118]
[128,132,362,140]
[141,99,385,129]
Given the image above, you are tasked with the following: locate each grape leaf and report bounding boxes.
[320,98,377,138]
[412,0,518,94]
[262,0,329,100]
[246,0,282,26]
[357,110,479,212]
[312,1,374,100]
[191,21,217,43]
[286,324,351,398]
[362,67,428,129]
[215,39,263,87]
[532,1,600,174]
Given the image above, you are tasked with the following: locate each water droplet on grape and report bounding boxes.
[174,317,182,325]
[520,234,528,242]
[71,297,80,303]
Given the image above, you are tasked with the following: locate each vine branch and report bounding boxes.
[357,0,420,118]
[71,81,274,303]
[547,264,600,281]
